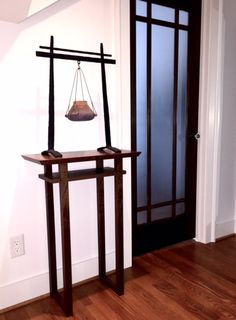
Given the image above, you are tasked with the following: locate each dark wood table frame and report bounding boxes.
[22,150,139,316]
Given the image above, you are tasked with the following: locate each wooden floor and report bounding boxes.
[2,236,236,319]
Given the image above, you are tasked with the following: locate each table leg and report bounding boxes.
[114,158,124,295]
[96,159,106,280]
[58,163,73,316]
[44,165,58,296]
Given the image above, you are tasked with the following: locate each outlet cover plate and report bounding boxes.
[10,234,25,258]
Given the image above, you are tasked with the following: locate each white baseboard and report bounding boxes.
[215,219,236,239]
[0,251,116,311]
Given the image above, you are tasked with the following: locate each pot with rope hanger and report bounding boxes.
[65,61,97,121]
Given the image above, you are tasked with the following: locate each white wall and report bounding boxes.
[0,0,132,310]
[215,0,236,238]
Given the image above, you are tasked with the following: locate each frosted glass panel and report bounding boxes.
[152,4,175,22]
[137,211,147,225]
[176,30,188,199]
[179,10,189,26]
[151,25,174,203]
[136,21,147,207]
[136,0,147,17]
[176,202,185,216]
[151,205,172,221]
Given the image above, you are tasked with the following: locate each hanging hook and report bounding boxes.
[77,61,81,70]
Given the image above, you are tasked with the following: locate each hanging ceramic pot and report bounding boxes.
[65,62,97,121]
[65,100,96,121]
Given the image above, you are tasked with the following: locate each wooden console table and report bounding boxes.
[22,150,139,316]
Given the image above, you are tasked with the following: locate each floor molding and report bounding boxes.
[215,218,236,239]
[0,251,115,311]
[216,233,236,242]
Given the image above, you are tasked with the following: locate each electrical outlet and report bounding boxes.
[10,234,25,258]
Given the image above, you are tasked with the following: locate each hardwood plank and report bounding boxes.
[126,278,194,320]
[25,297,65,320]
[214,236,236,258]
[5,308,30,320]
[120,286,163,320]
[158,247,236,301]
[137,255,216,319]
[152,252,236,319]
[127,269,199,320]
[87,303,112,320]
[175,242,236,283]
[100,289,147,320]
[73,299,96,320]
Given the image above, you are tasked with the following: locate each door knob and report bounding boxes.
[194,133,200,140]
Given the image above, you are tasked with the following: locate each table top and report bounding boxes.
[22,150,140,165]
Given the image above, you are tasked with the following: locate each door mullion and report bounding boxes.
[172,9,179,218]
[147,0,152,224]
[130,0,138,251]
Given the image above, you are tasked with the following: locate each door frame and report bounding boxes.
[115,0,224,247]
[196,0,224,243]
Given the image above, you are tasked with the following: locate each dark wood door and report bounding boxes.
[131,0,202,255]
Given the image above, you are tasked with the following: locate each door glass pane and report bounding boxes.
[176,30,188,199]
[151,205,172,221]
[137,211,148,225]
[136,21,147,207]
[151,25,174,204]
[136,0,147,17]
[152,4,175,22]
[176,202,185,215]
[179,10,189,26]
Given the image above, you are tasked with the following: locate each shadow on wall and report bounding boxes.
[0,0,79,62]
